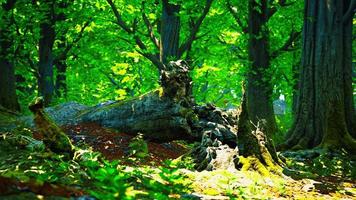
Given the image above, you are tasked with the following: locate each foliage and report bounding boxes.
[128,133,149,160]
[0,128,191,199]
[1,0,355,199]
[10,0,304,117]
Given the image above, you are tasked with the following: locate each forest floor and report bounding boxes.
[0,123,355,199]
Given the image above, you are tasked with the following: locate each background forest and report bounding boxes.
[0,0,355,199]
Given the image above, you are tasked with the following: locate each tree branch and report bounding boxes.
[141,1,159,50]
[106,0,162,69]
[226,0,248,33]
[55,20,91,62]
[100,69,118,86]
[106,0,133,33]
[270,30,301,59]
[178,0,214,57]
[195,31,210,40]
[343,0,356,23]
[217,36,247,60]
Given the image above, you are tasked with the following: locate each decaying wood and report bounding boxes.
[75,60,198,142]
[29,97,74,158]
[77,90,198,142]
[20,60,280,173]
[188,91,281,174]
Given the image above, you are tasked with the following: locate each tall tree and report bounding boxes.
[246,0,277,135]
[106,0,213,73]
[227,0,301,135]
[0,0,20,111]
[283,0,356,152]
[38,0,56,106]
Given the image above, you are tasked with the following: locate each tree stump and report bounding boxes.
[29,97,74,158]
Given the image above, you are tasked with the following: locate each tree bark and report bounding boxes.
[0,0,20,112]
[160,0,180,64]
[246,0,277,136]
[282,0,356,153]
[38,0,56,106]
[188,88,281,174]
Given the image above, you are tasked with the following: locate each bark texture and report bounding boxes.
[0,0,20,112]
[77,60,198,142]
[188,89,281,174]
[246,0,277,136]
[38,0,56,106]
[160,0,180,64]
[283,0,356,153]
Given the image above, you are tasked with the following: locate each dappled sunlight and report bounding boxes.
[1,0,355,199]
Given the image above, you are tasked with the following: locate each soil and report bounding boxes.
[33,122,189,165]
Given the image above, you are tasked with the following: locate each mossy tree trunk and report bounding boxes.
[246,0,277,137]
[106,0,213,74]
[188,85,280,174]
[283,0,356,153]
[29,97,74,158]
[0,0,20,112]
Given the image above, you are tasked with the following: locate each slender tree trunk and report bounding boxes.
[55,33,68,98]
[343,0,356,139]
[38,0,55,106]
[55,60,68,98]
[160,0,180,64]
[0,0,20,112]
[283,0,356,153]
[292,60,300,116]
[246,0,277,136]
[54,2,69,98]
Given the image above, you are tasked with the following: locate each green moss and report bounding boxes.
[30,97,74,158]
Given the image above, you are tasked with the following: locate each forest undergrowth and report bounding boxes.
[0,122,355,200]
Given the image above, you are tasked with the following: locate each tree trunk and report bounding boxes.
[0,0,20,112]
[54,3,69,98]
[38,0,55,106]
[55,60,68,98]
[246,0,277,136]
[292,60,300,116]
[188,88,281,174]
[160,0,180,64]
[283,0,356,153]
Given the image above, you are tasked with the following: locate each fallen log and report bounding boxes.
[9,60,281,173]
[76,90,199,142]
